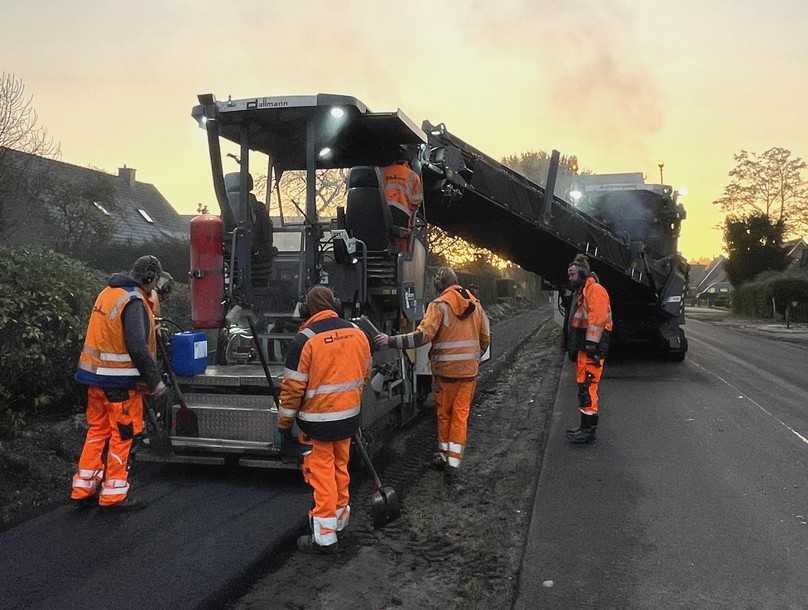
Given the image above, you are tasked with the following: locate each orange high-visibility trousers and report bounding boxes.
[71,386,144,505]
[300,433,351,546]
[576,351,605,415]
[434,377,477,469]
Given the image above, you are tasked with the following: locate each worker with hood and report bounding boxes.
[565,254,613,444]
[376,267,490,486]
[278,286,372,554]
[383,145,423,252]
[71,255,167,510]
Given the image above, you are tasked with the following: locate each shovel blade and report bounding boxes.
[145,431,173,457]
[370,485,401,529]
[175,406,199,437]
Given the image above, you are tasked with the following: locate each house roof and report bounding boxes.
[782,238,807,259]
[695,255,728,293]
[1,147,187,244]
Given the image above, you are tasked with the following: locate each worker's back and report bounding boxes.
[281,309,371,441]
[428,285,490,379]
[383,161,423,227]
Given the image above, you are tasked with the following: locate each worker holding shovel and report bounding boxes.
[71,256,167,510]
[278,286,371,554]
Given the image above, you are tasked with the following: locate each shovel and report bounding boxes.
[353,428,401,529]
[143,394,173,457]
[156,330,199,437]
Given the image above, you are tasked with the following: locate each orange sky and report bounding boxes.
[4,0,808,260]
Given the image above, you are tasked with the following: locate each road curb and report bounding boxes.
[512,355,569,609]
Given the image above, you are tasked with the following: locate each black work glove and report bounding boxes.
[584,341,600,359]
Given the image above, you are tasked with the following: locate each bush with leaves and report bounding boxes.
[732,268,808,321]
[81,236,190,282]
[0,247,105,435]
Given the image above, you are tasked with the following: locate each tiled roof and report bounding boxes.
[1,148,187,244]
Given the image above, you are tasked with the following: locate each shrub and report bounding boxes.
[732,268,808,321]
[81,237,190,283]
[0,247,105,435]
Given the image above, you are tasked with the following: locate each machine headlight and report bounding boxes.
[330,107,345,119]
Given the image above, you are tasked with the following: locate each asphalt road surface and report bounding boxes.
[0,308,547,610]
[516,318,808,608]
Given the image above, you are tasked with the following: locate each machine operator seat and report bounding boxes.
[346,166,394,251]
[223,171,275,259]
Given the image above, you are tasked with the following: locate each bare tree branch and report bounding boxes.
[0,73,61,236]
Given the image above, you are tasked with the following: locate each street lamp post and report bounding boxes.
[657,161,665,184]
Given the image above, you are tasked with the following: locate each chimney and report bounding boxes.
[118,165,136,187]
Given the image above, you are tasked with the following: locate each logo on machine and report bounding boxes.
[257,98,290,109]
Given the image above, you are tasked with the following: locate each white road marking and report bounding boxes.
[690,359,808,447]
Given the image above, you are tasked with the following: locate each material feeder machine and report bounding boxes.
[147,94,433,469]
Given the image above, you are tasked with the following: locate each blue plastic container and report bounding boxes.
[170,331,208,376]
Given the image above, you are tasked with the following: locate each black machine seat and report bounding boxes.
[346,167,395,251]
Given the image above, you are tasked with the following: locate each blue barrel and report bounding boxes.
[170,331,208,376]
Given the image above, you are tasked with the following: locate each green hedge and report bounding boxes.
[0,247,194,435]
[0,248,105,434]
[732,269,808,321]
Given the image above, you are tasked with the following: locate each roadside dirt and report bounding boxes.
[0,414,86,530]
[234,320,563,610]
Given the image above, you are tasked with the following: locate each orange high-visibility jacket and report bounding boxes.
[76,285,156,388]
[383,162,423,226]
[279,310,372,441]
[569,276,613,348]
[390,285,490,379]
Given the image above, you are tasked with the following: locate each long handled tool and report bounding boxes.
[353,428,401,529]
[143,395,172,457]
[156,329,199,437]
[245,317,303,461]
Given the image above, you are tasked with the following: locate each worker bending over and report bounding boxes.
[565,254,613,444]
[278,286,371,554]
[383,146,423,252]
[71,256,167,510]
[376,267,490,485]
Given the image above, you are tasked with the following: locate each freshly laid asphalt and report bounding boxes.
[516,318,808,609]
[0,308,548,610]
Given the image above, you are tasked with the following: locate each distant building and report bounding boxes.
[783,238,808,268]
[694,256,732,307]
[1,148,187,247]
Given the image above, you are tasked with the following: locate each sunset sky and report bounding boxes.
[4,0,808,260]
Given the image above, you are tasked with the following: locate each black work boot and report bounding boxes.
[296,534,338,555]
[430,451,447,470]
[568,414,596,444]
[566,413,589,437]
[99,497,148,512]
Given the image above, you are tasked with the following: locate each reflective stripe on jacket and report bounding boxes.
[383,162,423,225]
[75,286,156,388]
[569,276,613,346]
[279,310,371,441]
[391,285,490,378]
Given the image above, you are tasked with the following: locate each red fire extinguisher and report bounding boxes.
[190,214,224,329]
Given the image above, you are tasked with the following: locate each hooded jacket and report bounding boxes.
[390,284,490,378]
[75,274,161,390]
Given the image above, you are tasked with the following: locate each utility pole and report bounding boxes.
[657,161,665,184]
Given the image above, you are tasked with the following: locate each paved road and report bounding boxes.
[517,318,808,609]
[0,308,547,610]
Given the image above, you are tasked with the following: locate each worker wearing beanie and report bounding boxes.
[71,255,167,510]
[278,286,371,554]
[565,254,613,444]
[376,267,490,486]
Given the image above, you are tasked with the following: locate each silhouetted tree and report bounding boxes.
[723,213,788,286]
[714,148,808,236]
